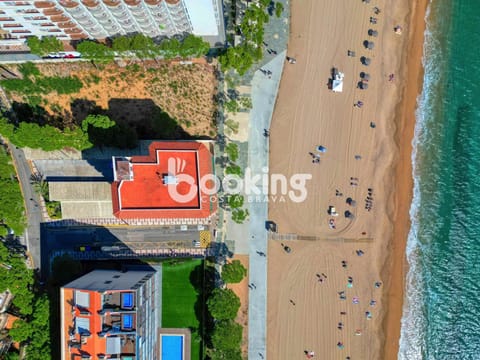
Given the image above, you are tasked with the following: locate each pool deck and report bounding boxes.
[159,328,191,360]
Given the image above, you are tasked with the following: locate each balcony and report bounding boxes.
[81,0,100,8]
[34,1,55,8]
[3,23,23,28]
[145,0,161,5]
[0,18,15,22]
[57,21,76,28]
[165,0,180,4]
[43,7,65,15]
[100,292,136,313]
[65,28,83,34]
[50,14,71,22]
[58,0,79,8]
[124,0,141,6]
[69,33,88,39]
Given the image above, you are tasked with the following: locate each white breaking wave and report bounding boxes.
[398,1,448,359]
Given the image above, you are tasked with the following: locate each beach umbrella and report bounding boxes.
[345,210,353,219]
[358,81,368,90]
[364,41,374,50]
[360,72,370,80]
[368,29,378,37]
[316,145,327,153]
[346,198,356,206]
[361,57,371,66]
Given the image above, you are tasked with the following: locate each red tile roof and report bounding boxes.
[112,141,216,219]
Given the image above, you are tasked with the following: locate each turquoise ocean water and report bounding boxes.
[399,1,480,359]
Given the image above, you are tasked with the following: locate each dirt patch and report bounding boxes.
[3,59,218,138]
[226,255,249,359]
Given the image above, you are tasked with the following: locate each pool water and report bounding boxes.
[161,335,183,360]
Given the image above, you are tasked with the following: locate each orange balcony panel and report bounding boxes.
[58,0,79,8]
[124,0,140,6]
[57,21,75,28]
[34,1,55,8]
[165,0,179,4]
[50,15,70,22]
[64,28,82,34]
[0,17,15,21]
[43,8,64,15]
[69,33,88,39]
[81,0,99,8]
[145,0,161,5]
[103,0,120,6]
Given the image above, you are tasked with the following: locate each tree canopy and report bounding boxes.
[207,288,241,320]
[0,146,26,235]
[77,41,114,63]
[0,241,51,358]
[26,36,63,57]
[221,260,247,284]
[211,320,243,351]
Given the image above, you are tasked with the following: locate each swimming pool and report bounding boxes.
[121,292,134,309]
[161,335,183,360]
[122,314,133,330]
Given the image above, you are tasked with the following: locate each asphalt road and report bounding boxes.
[40,225,202,277]
[8,144,43,271]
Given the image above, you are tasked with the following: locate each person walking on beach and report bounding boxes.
[290,299,296,306]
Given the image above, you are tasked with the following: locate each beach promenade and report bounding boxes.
[266,0,426,358]
[247,52,286,360]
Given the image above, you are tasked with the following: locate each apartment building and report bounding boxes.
[0,0,223,41]
[60,269,161,360]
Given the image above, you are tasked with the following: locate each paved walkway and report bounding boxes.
[247,50,286,360]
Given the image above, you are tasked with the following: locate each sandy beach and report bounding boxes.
[267,0,428,358]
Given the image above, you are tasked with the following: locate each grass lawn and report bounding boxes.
[162,259,204,360]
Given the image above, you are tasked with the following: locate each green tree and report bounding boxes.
[112,35,132,53]
[130,34,156,59]
[225,164,242,176]
[0,146,26,235]
[224,99,240,114]
[227,195,244,209]
[207,288,241,320]
[231,209,249,224]
[221,260,247,284]
[42,36,63,54]
[26,36,62,56]
[225,143,239,162]
[82,114,137,149]
[159,38,181,59]
[9,319,32,343]
[0,116,91,151]
[275,2,284,18]
[179,34,210,58]
[211,320,242,350]
[77,41,114,64]
[209,348,243,360]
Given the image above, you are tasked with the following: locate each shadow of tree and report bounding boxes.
[190,262,218,351]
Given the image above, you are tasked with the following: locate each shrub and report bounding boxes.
[275,2,284,18]
[232,209,249,224]
[225,143,239,162]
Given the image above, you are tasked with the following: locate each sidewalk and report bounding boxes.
[247,50,286,360]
